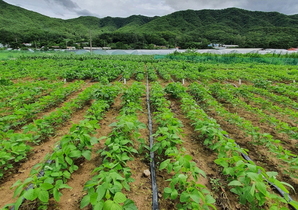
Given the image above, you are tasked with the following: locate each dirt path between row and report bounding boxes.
[213,100,298,201]
[125,93,152,210]
[56,92,123,210]
[169,97,244,210]
[0,82,93,208]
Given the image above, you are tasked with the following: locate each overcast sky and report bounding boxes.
[3,0,298,19]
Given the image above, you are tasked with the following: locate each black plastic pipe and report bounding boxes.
[11,152,57,210]
[224,129,296,209]
[146,75,159,210]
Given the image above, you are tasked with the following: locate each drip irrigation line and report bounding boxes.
[223,127,296,209]
[10,82,96,209]
[146,75,159,210]
[240,152,296,210]
[10,146,59,210]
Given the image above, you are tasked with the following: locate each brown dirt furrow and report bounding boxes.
[56,93,123,210]
[169,97,243,210]
[0,101,92,208]
[222,101,298,155]
[241,95,298,128]
[36,80,91,119]
[8,81,89,135]
[205,108,298,202]
[0,86,55,116]
[228,80,253,86]
[125,94,152,210]
[156,78,171,86]
[126,158,152,210]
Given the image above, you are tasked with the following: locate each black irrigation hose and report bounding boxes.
[146,76,159,210]
[10,145,60,210]
[10,159,54,210]
[10,81,96,210]
[240,153,297,210]
[222,131,297,210]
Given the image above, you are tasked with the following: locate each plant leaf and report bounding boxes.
[38,190,49,203]
[82,150,92,160]
[23,188,38,201]
[80,194,90,209]
[114,192,126,204]
[228,180,242,186]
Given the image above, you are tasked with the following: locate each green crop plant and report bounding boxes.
[80,82,145,210]
[165,82,296,209]
[150,82,216,209]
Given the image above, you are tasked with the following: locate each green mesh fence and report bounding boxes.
[154,55,298,65]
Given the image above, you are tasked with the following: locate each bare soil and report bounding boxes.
[169,97,244,210]
[0,100,92,208]
[125,94,152,210]
[2,77,298,210]
[212,96,298,201]
[56,92,123,210]
[0,82,94,209]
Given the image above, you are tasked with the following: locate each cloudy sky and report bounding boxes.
[3,0,298,19]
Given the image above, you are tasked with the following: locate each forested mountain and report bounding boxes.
[0,0,297,49]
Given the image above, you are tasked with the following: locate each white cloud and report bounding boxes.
[75,0,173,17]
[164,0,298,15]
[164,0,242,11]
[3,0,298,20]
[241,0,298,15]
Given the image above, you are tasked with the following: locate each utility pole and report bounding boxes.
[89,30,93,55]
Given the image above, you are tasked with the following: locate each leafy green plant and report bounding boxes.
[166,82,294,209]
[80,82,145,210]
[150,82,216,209]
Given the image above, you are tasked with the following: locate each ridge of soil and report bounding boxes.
[125,93,152,210]
[0,83,93,208]
[56,92,123,210]
[169,97,244,210]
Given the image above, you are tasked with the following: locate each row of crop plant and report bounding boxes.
[209,83,298,140]
[165,82,297,209]
[79,82,145,209]
[0,81,62,110]
[0,82,97,180]
[150,82,216,209]
[0,81,84,131]
[4,83,121,210]
[245,84,298,108]
[188,82,298,179]
[232,85,298,126]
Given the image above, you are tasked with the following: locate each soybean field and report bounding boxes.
[0,54,298,210]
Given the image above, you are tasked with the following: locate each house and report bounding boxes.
[208,43,222,47]
[223,44,239,48]
[83,47,103,50]
[288,48,298,51]
[66,46,76,50]
[1,43,10,48]
[23,43,32,47]
[154,45,167,49]
[77,42,89,46]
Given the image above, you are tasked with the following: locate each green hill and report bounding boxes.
[0,0,297,49]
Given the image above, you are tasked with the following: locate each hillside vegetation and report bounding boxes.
[0,0,298,49]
